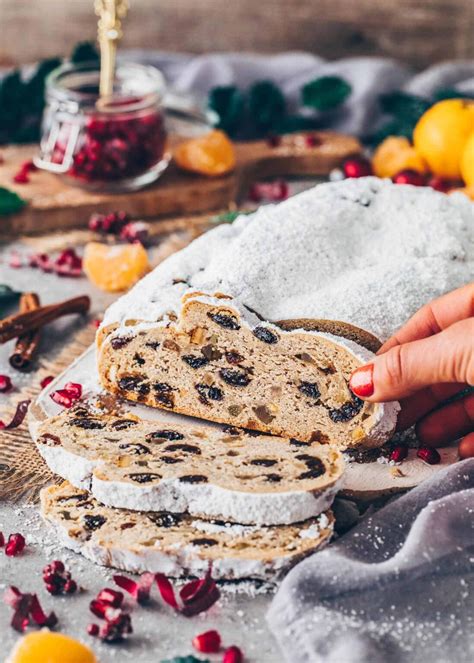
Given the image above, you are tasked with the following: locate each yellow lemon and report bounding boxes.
[372,136,427,178]
[413,99,474,179]
[6,631,97,663]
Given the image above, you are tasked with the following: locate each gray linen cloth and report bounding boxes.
[267,459,474,663]
[123,51,474,136]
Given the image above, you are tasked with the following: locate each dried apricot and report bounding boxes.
[174,129,236,176]
[83,241,150,292]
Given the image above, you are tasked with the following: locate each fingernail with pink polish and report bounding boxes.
[349,363,374,398]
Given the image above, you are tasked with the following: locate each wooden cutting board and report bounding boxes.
[0,131,360,236]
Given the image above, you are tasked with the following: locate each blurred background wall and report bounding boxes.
[0,0,473,68]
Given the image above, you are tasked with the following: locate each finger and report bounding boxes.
[458,432,474,459]
[416,391,474,447]
[350,318,474,402]
[378,282,474,354]
[396,383,466,431]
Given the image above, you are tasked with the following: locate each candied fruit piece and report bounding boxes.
[7,631,97,663]
[174,129,236,176]
[83,241,150,292]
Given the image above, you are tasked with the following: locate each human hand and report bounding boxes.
[349,283,474,457]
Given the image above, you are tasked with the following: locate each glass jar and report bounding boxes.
[35,62,169,192]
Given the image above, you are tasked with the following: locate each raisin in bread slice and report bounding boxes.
[41,481,334,581]
[97,292,399,449]
[34,406,343,526]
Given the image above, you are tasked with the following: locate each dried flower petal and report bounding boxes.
[155,573,180,610]
[28,593,57,627]
[0,400,30,430]
[156,567,220,617]
[114,572,154,604]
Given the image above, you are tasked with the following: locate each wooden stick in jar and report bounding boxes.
[9,292,42,371]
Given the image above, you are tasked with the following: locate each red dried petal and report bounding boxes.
[3,586,23,608]
[0,400,30,429]
[114,572,154,604]
[29,593,57,627]
[179,567,220,617]
[155,573,179,610]
[10,595,31,632]
[223,645,244,663]
[0,531,4,547]
[0,375,12,393]
[192,629,221,653]
[40,375,54,389]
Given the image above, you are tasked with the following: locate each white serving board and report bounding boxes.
[29,345,459,501]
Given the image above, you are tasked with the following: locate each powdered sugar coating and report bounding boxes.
[101,179,474,341]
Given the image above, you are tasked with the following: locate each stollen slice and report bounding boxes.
[34,405,344,526]
[40,481,334,581]
[97,292,398,449]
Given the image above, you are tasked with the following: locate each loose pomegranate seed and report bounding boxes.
[50,389,75,408]
[223,645,244,663]
[249,179,289,202]
[47,560,65,574]
[390,445,408,463]
[96,588,124,608]
[63,382,83,399]
[119,221,150,245]
[428,176,453,193]
[305,134,322,148]
[0,532,4,547]
[0,375,13,393]
[5,533,26,556]
[193,629,222,653]
[392,169,426,187]
[342,157,372,178]
[417,447,441,465]
[90,599,110,619]
[40,375,54,389]
[98,610,133,642]
[64,579,78,594]
[88,623,100,636]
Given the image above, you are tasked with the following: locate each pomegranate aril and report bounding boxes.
[223,645,244,663]
[63,382,83,399]
[96,587,124,608]
[305,134,322,148]
[193,629,222,653]
[343,157,372,178]
[88,623,100,636]
[0,375,12,392]
[5,533,26,556]
[90,598,110,619]
[46,559,65,574]
[50,389,75,408]
[392,169,426,186]
[40,375,54,389]
[64,579,78,594]
[417,447,441,465]
[428,176,453,192]
[0,532,4,547]
[390,445,408,463]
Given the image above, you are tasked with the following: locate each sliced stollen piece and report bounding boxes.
[40,482,334,581]
[34,406,344,526]
[97,292,399,448]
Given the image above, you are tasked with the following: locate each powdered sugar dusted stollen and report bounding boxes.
[97,293,398,448]
[100,178,474,341]
[34,406,343,526]
[40,482,334,580]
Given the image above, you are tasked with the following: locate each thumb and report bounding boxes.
[350,318,474,402]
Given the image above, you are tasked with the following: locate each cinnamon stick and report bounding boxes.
[9,292,41,371]
[0,295,90,345]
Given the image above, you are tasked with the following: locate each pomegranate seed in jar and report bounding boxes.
[5,533,26,556]
[223,645,244,663]
[417,447,441,465]
[192,629,222,653]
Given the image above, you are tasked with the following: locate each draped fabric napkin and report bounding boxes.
[124,51,474,136]
[267,459,474,663]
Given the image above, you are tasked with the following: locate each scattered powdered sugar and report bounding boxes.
[190,520,259,537]
[102,178,474,341]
